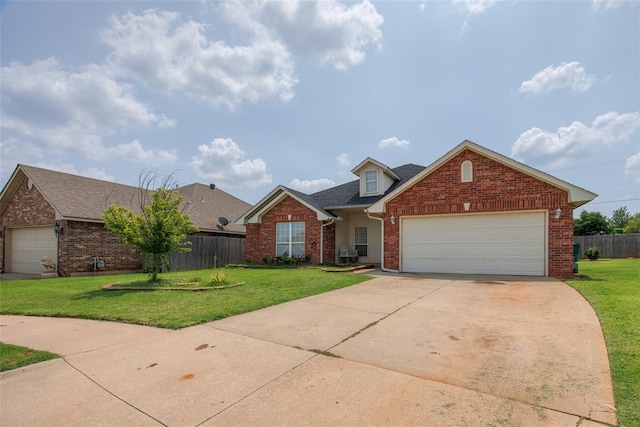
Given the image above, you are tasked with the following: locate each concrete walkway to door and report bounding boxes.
[0,274,617,426]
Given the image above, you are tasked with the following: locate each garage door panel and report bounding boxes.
[11,227,58,274]
[401,212,545,276]
[403,258,542,276]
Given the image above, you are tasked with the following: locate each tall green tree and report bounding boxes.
[624,212,640,234]
[573,210,611,236]
[102,170,198,281]
[609,206,631,231]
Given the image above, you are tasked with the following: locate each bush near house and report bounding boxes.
[584,247,600,260]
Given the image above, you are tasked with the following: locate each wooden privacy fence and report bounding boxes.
[574,234,640,259]
[167,235,245,271]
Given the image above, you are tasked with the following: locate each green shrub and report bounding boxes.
[209,270,227,284]
[584,247,600,261]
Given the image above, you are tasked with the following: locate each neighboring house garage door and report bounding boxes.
[401,211,545,276]
[10,227,58,274]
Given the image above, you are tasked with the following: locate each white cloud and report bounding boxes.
[222,0,383,70]
[379,136,410,149]
[453,0,497,15]
[0,57,172,160]
[289,178,336,193]
[102,9,297,109]
[337,153,351,167]
[453,0,497,32]
[191,138,272,188]
[108,140,178,164]
[592,0,628,10]
[625,153,640,184]
[511,111,640,168]
[519,62,596,95]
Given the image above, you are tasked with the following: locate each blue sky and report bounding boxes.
[1,0,638,218]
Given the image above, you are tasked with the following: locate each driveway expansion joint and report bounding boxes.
[62,358,168,426]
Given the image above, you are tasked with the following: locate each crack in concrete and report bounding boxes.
[63,358,167,426]
[327,279,456,351]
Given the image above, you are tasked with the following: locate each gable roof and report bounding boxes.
[236,185,338,224]
[0,164,251,234]
[368,140,598,213]
[312,163,425,209]
[237,163,426,224]
[350,157,401,181]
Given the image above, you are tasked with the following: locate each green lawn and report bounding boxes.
[0,342,59,372]
[0,267,371,329]
[566,258,639,427]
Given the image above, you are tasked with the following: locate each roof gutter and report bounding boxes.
[320,219,335,265]
[365,210,399,273]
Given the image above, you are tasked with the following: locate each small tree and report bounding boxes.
[624,213,640,234]
[573,210,611,236]
[102,170,198,281]
[609,206,631,231]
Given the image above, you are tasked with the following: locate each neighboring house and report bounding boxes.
[237,140,597,278]
[0,165,251,276]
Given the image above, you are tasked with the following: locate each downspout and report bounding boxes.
[320,219,335,265]
[366,210,399,273]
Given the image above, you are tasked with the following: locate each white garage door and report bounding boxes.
[10,227,58,274]
[401,212,545,276]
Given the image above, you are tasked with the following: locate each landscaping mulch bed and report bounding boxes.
[102,282,244,291]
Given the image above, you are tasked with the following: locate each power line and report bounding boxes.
[585,198,640,205]
[550,159,627,172]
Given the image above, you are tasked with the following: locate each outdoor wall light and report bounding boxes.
[554,208,562,220]
[54,222,64,236]
[390,214,396,225]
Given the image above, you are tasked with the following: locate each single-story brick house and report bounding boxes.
[0,165,250,276]
[237,140,597,278]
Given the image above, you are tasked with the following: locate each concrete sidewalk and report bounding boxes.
[0,275,617,426]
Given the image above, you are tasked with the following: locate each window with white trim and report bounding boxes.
[354,226,368,257]
[276,222,305,257]
[364,170,378,193]
[461,160,473,182]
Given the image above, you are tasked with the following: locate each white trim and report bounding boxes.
[369,140,597,213]
[351,157,400,180]
[236,185,337,224]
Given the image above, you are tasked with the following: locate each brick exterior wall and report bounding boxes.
[245,195,335,264]
[383,149,574,278]
[57,220,142,276]
[0,175,142,276]
[0,177,56,271]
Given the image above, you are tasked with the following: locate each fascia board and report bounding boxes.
[322,204,372,210]
[465,143,598,204]
[249,191,289,224]
[236,186,287,224]
[0,165,64,219]
[241,187,337,224]
[351,158,401,181]
[285,192,337,220]
[368,140,597,213]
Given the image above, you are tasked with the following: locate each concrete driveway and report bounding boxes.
[0,274,617,426]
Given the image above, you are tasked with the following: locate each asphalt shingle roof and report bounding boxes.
[5,165,250,234]
[310,163,426,209]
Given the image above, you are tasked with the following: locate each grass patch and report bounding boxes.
[0,342,59,372]
[0,268,371,329]
[566,258,639,426]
